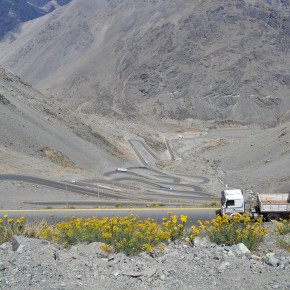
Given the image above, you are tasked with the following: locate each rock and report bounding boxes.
[53,251,59,261]
[193,237,208,247]
[0,243,10,250]
[142,268,157,281]
[0,263,6,271]
[17,245,25,253]
[156,251,179,262]
[108,254,115,262]
[233,243,252,258]
[122,271,143,277]
[251,254,262,261]
[11,236,32,252]
[265,255,280,267]
[112,270,120,277]
[277,261,286,269]
[217,261,230,273]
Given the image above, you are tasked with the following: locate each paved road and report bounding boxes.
[165,139,175,160]
[0,207,218,223]
[0,174,127,200]
[130,139,160,161]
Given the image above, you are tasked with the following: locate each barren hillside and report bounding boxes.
[0,0,290,125]
[0,65,123,177]
[0,63,289,200]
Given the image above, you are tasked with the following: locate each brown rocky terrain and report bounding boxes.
[0,66,124,177]
[0,0,290,125]
[0,62,288,207]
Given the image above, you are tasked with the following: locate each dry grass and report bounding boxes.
[0,215,45,244]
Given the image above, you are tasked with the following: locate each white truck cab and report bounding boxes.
[221,189,245,216]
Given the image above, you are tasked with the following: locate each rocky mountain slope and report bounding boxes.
[0,65,122,177]
[0,1,289,194]
[0,0,290,125]
[0,63,289,193]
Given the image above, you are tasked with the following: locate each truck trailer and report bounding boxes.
[221,189,290,221]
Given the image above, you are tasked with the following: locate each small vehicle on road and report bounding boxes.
[159,185,172,190]
[116,168,128,172]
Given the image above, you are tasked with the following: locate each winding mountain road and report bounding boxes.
[0,136,218,220]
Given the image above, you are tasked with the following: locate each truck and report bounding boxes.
[221,189,290,221]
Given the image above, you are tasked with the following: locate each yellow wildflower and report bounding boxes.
[141,244,153,252]
[180,215,187,223]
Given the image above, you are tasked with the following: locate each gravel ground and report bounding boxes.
[0,229,289,290]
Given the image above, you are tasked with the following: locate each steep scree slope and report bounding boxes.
[0,65,121,173]
[0,0,290,125]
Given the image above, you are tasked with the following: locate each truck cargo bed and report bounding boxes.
[262,200,290,204]
[258,193,290,213]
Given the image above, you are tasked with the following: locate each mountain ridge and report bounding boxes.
[1,0,290,125]
[0,0,72,40]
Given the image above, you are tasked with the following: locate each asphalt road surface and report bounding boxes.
[0,207,218,223]
[0,174,126,199]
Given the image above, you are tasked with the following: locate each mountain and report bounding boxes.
[0,0,72,40]
[1,0,290,125]
[0,65,122,176]
[27,0,72,13]
[0,0,43,40]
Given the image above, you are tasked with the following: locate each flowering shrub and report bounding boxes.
[40,213,187,256]
[196,213,268,250]
[272,219,290,252]
[276,238,290,252]
[0,213,269,255]
[0,215,37,244]
[273,219,290,235]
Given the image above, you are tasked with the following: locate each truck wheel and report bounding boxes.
[267,213,280,222]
